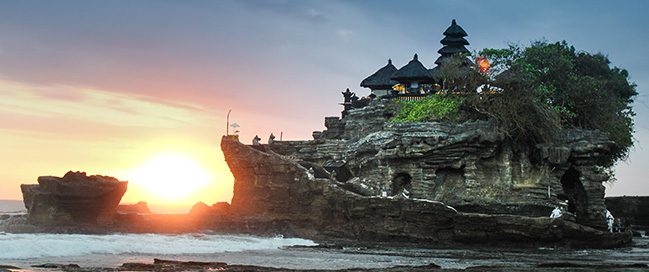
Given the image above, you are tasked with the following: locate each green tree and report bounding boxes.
[480,41,637,164]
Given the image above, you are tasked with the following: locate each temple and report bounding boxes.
[390,54,436,95]
[360,19,472,99]
[435,19,471,65]
[359,59,397,97]
[253,19,612,230]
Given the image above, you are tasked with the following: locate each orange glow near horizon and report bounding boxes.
[0,79,241,213]
[112,140,237,212]
[127,153,212,202]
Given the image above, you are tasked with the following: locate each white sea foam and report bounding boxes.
[0,233,317,259]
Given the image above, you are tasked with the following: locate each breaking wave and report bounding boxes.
[0,233,316,259]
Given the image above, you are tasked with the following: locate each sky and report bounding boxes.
[1,0,648,212]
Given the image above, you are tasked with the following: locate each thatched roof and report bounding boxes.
[360,59,398,89]
[436,19,471,65]
[391,54,434,83]
[441,36,469,45]
[443,19,467,37]
[438,45,470,55]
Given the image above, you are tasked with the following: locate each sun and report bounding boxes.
[128,153,212,200]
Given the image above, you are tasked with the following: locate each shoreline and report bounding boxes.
[1,237,648,271]
[0,211,636,250]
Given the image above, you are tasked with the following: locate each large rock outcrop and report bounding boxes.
[268,100,615,230]
[221,136,631,248]
[223,137,457,242]
[20,171,127,224]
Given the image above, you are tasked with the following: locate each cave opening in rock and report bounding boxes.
[391,173,412,196]
[432,167,465,199]
[560,168,588,223]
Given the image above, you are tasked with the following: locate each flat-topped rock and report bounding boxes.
[20,171,127,224]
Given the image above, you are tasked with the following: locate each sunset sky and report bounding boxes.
[1,0,648,212]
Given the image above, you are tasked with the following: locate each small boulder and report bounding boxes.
[117,201,151,214]
[189,201,231,217]
[189,202,212,217]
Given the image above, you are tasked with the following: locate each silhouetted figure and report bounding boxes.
[268,133,275,144]
[252,135,261,145]
[341,88,354,118]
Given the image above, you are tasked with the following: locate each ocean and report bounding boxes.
[0,200,454,269]
[0,200,25,214]
[2,200,649,270]
[0,233,479,269]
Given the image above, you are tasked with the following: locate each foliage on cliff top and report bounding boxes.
[390,95,464,123]
[479,41,637,165]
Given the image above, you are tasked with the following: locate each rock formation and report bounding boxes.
[220,99,630,248]
[20,171,127,224]
[221,136,629,248]
[117,201,151,214]
[269,100,614,230]
[189,201,231,217]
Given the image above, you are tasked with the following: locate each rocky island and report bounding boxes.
[213,19,635,248]
[218,104,628,248]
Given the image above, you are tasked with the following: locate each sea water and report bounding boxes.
[0,199,452,270]
[0,233,462,269]
[0,200,25,214]
[0,233,317,259]
[1,199,648,270]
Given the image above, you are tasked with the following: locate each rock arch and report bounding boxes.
[560,168,588,224]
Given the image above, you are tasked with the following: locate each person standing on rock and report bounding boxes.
[550,207,562,219]
[606,210,615,232]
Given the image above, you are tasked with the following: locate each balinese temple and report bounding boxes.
[360,19,471,97]
[390,54,435,95]
[359,59,398,97]
[435,19,471,65]
[430,19,473,83]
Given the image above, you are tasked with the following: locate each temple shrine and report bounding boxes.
[359,19,472,101]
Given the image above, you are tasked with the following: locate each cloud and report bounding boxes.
[235,0,329,23]
[0,79,217,130]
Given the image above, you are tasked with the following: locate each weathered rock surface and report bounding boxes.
[20,171,127,224]
[224,136,457,242]
[606,196,649,229]
[454,213,630,248]
[269,100,615,230]
[221,137,631,248]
